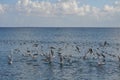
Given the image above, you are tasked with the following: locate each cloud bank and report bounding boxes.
[15,0,100,16]
[15,0,120,16]
[0,0,120,27]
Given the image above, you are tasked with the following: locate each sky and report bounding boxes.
[0,0,120,27]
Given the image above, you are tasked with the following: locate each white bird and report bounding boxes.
[98,54,105,66]
[118,56,120,61]
[58,53,64,65]
[8,54,13,65]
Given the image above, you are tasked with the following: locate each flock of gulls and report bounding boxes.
[6,40,120,67]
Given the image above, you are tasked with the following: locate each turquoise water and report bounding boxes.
[0,27,120,80]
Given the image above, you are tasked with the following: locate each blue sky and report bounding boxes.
[0,0,116,7]
[0,0,120,27]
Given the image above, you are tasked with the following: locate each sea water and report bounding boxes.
[0,27,120,80]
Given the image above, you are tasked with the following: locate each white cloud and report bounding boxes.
[17,0,78,15]
[16,0,120,18]
[104,1,120,12]
[0,0,110,18]
[0,4,6,14]
[16,0,99,16]
[104,5,114,12]
[0,0,120,17]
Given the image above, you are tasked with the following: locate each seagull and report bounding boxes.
[88,48,93,54]
[118,56,120,61]
[101,53,105,58]
[75,46,80,53]
[83,48,93,60]
[50,46,56,49]
[42,52,54,64]
[48,52,53,64]
[33,43,39,47]
[98,53,106,66]
[50,46,55,57]
[64,55,72,64]
[58,53,64,65]
[96,52,100,57]
[8,54,13,65]
[104,41,109,47]
[26,50,32,56]
[32,53,39,59]
[50,49,54,57]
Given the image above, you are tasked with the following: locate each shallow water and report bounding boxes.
[0,27,120,80]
